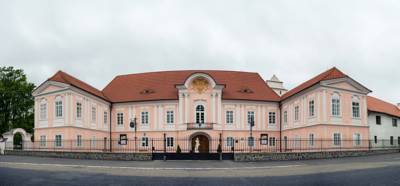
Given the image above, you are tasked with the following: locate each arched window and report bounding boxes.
[331,93,341,116]
[196,105,205,124]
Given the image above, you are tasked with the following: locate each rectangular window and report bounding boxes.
[166,137,174,147]
[333,133,341,146]
[141,112,149,125]
[393,119,398,127]
[76,135,82,147]
[376,116,381,125]
[248,137,255,147]
[247,111,255,126]
[104,112,108,126]
[374,136,378,144]
[332,98,340,116]
[398,137,400,145]
[353,133,361,146]
[226,111,234,124]
[55,101,63,118]
[309,100,315,117]
[166,111,174,124]
[55,135,62,147]
[390,136,394,145]
[141,137,149,147]
[91,107,96,122]
[309,134,315,146]
[283,111,288,125]
[117,113,124,126]
[40,135,46,147]
[269,112,276,125]
[269,137,276,146]
[260,134,268,145]
[40,103,47,120]
[294,106,299,121]
[76,102,82,119]
[91,136,96,148]
[226,137,234,147]
[352,102,360,118]
[119,134,127,145]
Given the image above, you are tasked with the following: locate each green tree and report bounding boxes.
[0,66,35,134]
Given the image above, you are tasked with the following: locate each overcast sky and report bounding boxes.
[1,1,399,103]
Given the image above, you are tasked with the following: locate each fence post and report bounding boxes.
[163,133,166,161]
[368,140,371,151]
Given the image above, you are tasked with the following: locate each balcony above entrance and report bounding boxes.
[186,123,215,130]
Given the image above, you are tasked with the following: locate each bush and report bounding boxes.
[176,145,182,154]
[217,144,222,153]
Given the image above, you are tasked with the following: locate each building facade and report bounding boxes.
[31,67,398,152]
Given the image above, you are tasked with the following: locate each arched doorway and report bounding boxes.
[13,132,23,150]
[190,133,210,153]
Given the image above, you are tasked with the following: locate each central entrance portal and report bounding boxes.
[191,134,210,153]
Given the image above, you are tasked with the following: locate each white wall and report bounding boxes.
[368,112,400,146]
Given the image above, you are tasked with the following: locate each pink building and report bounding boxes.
[32,67,373,152]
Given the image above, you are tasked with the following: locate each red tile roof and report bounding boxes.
[48,71,108,101]
[281,67,347,100]
[102,70,281,103]
[367,96,400,118]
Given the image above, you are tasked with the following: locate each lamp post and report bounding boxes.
[130,117,137,152]
[249,115,255,152]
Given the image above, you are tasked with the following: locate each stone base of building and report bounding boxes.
[4,150,152,161]
[234,149,400,161]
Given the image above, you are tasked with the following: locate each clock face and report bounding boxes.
[191,78,209,94]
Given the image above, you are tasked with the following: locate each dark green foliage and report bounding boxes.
[0,66,35,134]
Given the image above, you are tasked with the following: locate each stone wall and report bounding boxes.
[234,149,400,162]
[5,150,152,161]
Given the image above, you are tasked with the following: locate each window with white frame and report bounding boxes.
[76,135,82,147]
[309,100,315,117]
[260,134,268,145]
[247,111,255,125]
[309,134,315,146]
[353,133,361,146]
[352,97,360,118]
[91,107,96,122]
[142,137,149,147]
[331,94,341,116]
[269,137,276,146]
[55,135,62,147]
[104,112,108,126]
[248,136,254,147]
[269,112,276,125]
[226,137,234,147]
[226,111,234,124]
[294,106,299,121]
[196,105,205,124]
[166,137,174,147]
[40,135,46,147]
[40,101,47,120]
[166,111,174,124]
[119,134,127,145]
[117,113,124,126]
[141,111,149,125]
[393,119,398,127]
[283,111,288,126]
[91,136,96,148]
[55,98,63,118]
[333,133,341,146]
[76,102,82,119]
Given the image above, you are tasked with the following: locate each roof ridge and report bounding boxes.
[115,70,258,78]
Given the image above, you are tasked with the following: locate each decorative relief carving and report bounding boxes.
[191,78,209,94]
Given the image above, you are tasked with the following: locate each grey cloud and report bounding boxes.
[0,0,399,103]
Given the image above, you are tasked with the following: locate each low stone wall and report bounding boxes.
[4,150,152,161]
[234,149,400,162]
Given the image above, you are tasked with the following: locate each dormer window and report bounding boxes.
[238,88,254,94]
[140,89,155,95]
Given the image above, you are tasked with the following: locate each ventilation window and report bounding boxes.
[238,88,254,94]
[140,89,155,95]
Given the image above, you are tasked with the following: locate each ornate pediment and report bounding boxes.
[190,78,209,94]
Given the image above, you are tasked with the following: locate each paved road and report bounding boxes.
[1,153,400,186]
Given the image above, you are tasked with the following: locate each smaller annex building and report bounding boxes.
[31,67,398,153]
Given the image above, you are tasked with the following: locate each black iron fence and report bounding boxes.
[5,138,400,153]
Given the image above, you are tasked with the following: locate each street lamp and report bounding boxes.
[130,117,137,152]
[249,115,255,151]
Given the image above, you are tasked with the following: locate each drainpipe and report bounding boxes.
[109,104,113,152]
[279,103,282,153]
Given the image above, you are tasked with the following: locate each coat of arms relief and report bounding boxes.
[191,78,209,94]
